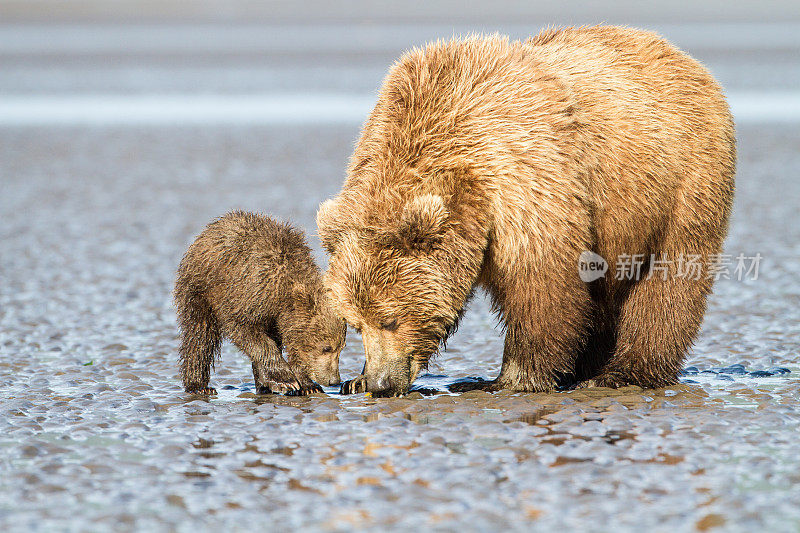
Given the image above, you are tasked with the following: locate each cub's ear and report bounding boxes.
[316,198,342,254]
[397,194,449,251]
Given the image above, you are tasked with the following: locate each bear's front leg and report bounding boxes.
[451,320,586,393]
[453,243,592,393]
[256,364,323,396]
[255,344,324,396]
[339,376,403,397]
[340,364,391,396]
[231,326,323,396]
[250,361,307,395]
[498,321,582,391]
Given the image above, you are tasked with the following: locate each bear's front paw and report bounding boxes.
[340,376,367,395]
[258,378,324,396]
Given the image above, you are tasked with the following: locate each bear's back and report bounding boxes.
[340,28,735,273]
[522,26,733,159]
[350,27,734,238]
[368,27,732,165]
[178,212,319,309]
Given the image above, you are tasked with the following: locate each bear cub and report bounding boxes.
[174,211,346,396]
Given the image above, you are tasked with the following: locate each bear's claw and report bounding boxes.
[285,382,325,396]
[256,378,300,395]
[340,376,368,395]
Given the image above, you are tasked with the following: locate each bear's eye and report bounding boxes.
[321,346,333,353]
[380,319,399,332]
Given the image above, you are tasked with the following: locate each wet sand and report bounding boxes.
[1,123,798,532]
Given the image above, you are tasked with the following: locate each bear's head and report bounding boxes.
[318,193,474,395]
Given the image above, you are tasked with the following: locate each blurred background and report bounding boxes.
[1,0,799,122]
[1,2,799,532]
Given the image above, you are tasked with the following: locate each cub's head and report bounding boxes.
[318,193,468,396]
[284,284,346,387]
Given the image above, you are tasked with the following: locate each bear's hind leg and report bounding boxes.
[588,160,732,389]
[176,291,221,395]
[588,267,712,389]
[589,202,729,390]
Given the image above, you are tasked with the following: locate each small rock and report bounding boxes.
[718,364,746,374]
[768,367,790,375]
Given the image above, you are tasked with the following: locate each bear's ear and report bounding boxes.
[397,194,449,251]
[316,198,342,254]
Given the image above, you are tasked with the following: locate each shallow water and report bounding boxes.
[1,123,798,531]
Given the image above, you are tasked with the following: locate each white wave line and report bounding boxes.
[0,92,797,125]
[0,94,375,125]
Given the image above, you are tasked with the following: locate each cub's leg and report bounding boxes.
[176,291,221,395]
[229,325,322,396]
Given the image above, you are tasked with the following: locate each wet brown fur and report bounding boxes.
[319,27,736,395]
[175,211,346,395]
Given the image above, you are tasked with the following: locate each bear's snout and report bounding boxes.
[362,370,411,397]
[320,372,342,387]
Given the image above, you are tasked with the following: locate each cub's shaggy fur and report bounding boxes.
[318,26,735,396]
[175,211,346,395]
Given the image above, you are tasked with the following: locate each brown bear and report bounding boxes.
[317,27,735,396]
[174,211,346,395]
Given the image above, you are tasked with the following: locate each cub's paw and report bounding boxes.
[256,378,301,395]
[257,379,324,396]
[185,386,217,395]
[285,381,325,396]
[340,376,367,395]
